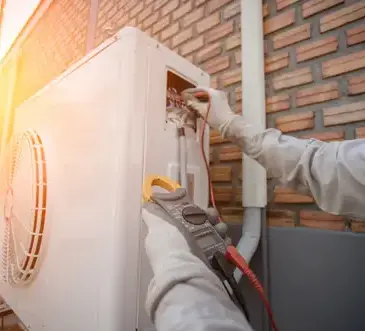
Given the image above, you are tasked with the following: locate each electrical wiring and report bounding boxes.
[225,246,279,331]
[194,91,279,331]
[196,92,223,223]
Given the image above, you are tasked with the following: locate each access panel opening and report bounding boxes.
[166,70,197,131]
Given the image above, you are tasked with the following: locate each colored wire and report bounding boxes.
[225,246,279,331]
[197,92,223,223]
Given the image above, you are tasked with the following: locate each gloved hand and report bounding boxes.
[142,203,191,276]
[142,203,231,275]
[141,203,231,321]
[181,87,239,137]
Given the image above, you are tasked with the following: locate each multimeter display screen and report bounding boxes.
[196,234,217,248]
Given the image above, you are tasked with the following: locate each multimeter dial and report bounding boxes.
[182,205,207,225]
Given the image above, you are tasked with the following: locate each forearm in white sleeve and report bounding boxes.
[226,117,365,219]
[147,251,252,331]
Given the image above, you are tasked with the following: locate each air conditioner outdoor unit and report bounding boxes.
[0,27,209,331]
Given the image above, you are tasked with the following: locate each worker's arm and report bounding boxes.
[142,206,252,331]
[182,88,365,220]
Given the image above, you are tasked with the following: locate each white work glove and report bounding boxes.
[142,204,191,275]
[181,87,239,137]
[182,86,261,145]
[142,203,230,276]
[141,203,230,321]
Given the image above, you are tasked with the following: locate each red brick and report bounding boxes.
[273,67,313,91]
[267,209,295,228]
[274,187,314,204]
[160,22,179,41]
[223,2,240,20]
[99,0,115,17]
[205,21,234,44]
[300,211,345,231]
[124,0,138,12]
[296,36,338,63]
[302,0,344,18]
[152,15,170,34]
[263,4,269,18]
[207,0,233,14]
[130,2,144,18]
[154,0,169,10]
[173,2,192,20]
[204,56,230,75]
[225,34,241,50]
[320,3,365,33]
[276,111,314,133]
[235,87,242,102]
[143,11,159,29]
[196,12,220,34]
[210,166,232,182]
[162,38,171,49]
[180,36,204,56]
[324,101,365,127]
[264,9,295,35]
[351,220,365,233]
[171,28,193,48]
[219,145,242,161]
[266,94,290,113]
[161,0,179,17]
[220,207,244,224]
[265,52,290,73]
[348,74,365,96]
[196,0,209,5]
[185,54,194,63]
[300,131,344,142]
[235,187,243,204]
[296,82,339,107]
[277,0,299,10]
[210,129,229,144]
[356,127,365,139]
[138,5,153,23]
[346,24,365,46]
[182,7,204,27]
[273,23,311,49]
[128,17,137,27]
[234,51,241,65]
[220,68,241,87]
[213,186,233,203]
[196,43,221,63]
[322,50,365,78]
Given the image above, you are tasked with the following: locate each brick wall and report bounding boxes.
[264,0,365,232]
[13,0,90,108]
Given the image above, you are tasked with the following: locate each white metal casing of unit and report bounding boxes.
[0,27,209,331]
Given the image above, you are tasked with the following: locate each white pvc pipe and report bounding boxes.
[236,208,262,261]
[235,0,267,279]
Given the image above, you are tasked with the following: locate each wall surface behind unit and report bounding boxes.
[259,1,365,331]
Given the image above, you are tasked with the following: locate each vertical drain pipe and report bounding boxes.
[235,0,267,277]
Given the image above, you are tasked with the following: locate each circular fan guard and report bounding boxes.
[0,129,47,286]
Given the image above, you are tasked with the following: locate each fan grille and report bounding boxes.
[0,129,47,286]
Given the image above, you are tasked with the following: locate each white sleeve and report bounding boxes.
[147,251,252,331]
[228,117,365,219]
